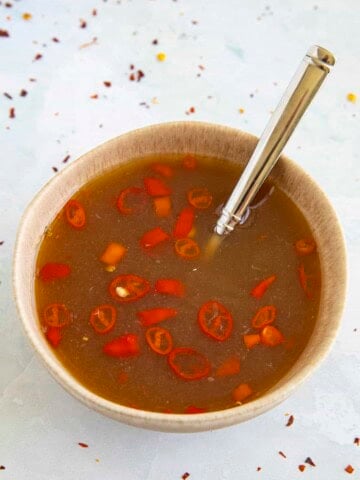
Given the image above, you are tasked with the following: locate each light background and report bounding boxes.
[1,0,359,478]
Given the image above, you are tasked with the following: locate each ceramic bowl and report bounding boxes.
[13,122,347,433]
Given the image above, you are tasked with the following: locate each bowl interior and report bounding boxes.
[13,122,346,432]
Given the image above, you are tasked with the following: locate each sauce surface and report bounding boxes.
[35,154,321,413]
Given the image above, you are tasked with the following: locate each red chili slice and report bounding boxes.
[295,238,316,256]
[251,275,276,299]
[45,326,62,347]
[137,308,177,327]
[43,304,70,328]
[116,187,147,215]
[109,274,151,303]
[168,347,210,381]
[103,333,140,357]
[198,300,233,341]
[65,199,86,229]
[174,238,200,259]
[173,207,195,238]
[187,188,213,210]
[144,177,171,196]
[140,227,170,248]
[145,327,173,355]
[151,163,174,178]
[90,304,116,334]
[38,263,71,282]
[251,305,276,329]
[184,405,208,414]
[155,279,185,297]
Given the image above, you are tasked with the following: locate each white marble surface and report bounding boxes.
[1,0,359,478]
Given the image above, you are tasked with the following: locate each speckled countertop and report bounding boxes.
[1,0,359,478]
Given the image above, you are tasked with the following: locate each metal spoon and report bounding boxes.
[214,45,335,236]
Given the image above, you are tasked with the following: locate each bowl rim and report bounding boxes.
[13,121,347,432]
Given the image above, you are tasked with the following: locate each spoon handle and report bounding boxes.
[215,45,335,236]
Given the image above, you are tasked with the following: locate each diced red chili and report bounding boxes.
[144,177,171,196]
[45,326,62,347]
[184,405,208,414]
[153,196,171,217]
[251,305,276,329]
[117,187,147,215]
[137,308,177,327]
[216,356,240,376]
[155,278,185,297]
[198,300,233,341]
[251,275,276,299]
[295,238,316,256]
[140,227,170,248]
[109,274,151,303]
[65,199,86,229]
[183,154,197,170]
[145,327,173,355]
[174,238,200,259]
[103,333,140,357]
[151,163,174,178]
[232,383,253,402]
[43,304,70,328]
[260,325,284,346]
[243,334,261,349]
[187,187,213,210]
[39,263,71,282]
[173,207,195,238]
[100,242,126,265]
[168,347,210,380]
[90,305,116,334]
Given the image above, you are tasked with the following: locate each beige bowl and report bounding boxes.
[13,122,346,433]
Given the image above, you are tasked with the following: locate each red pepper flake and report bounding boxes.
[345,465,354,474]
[62,155,70,164]
[9,107,15,118]
[278,451,287,458]
[256,467,262,471]
[0,465,5,470]
[90,93,98,99]
[92,8,97,16]
[103,81,111,87]
[4,92,12,100]
[129,73,135,81]
[52,166,58,173]
[130,64,135,70]
[152,38,158,45]
[137,70,145,81]
[298,465,306,472]
[20,89,28,97]
[286,414,294,427]
[79,19,87,28]
[78,442,88,448]
[304,457,316,467]
[33,53,42,61]
[198,64,205,70]
[185,106,196,115]
[354,437,360,446]
[0,29,10,37]
[0,241,4,246]
[52,37,60,43]
[5,2,13,7]
[181,474,190,480]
